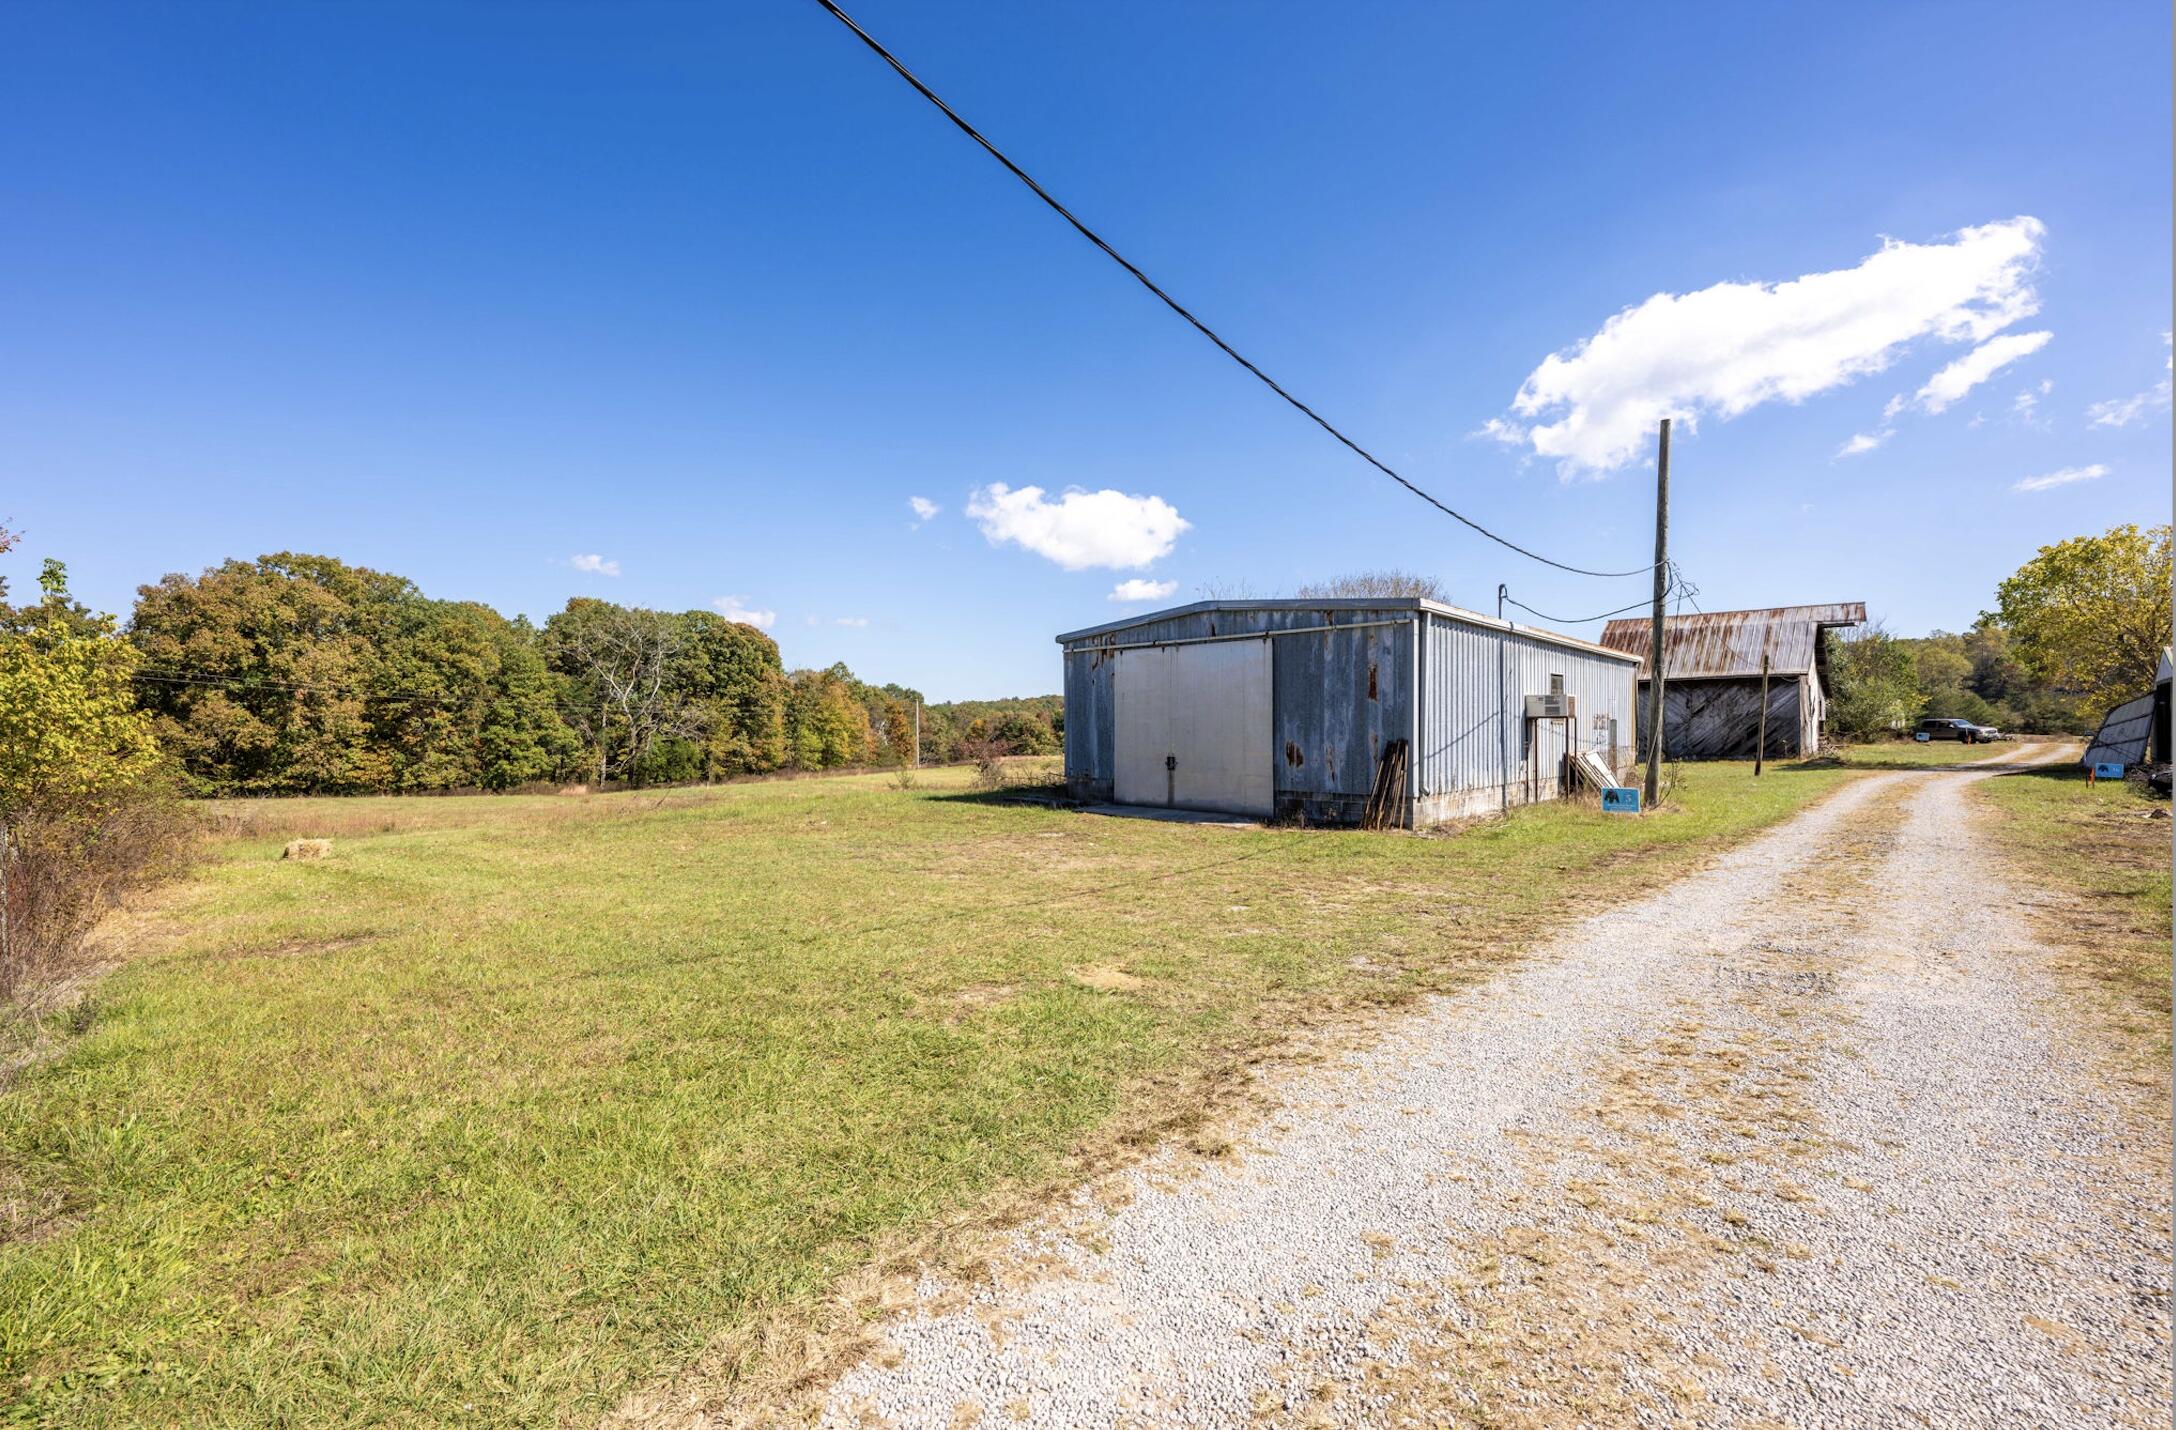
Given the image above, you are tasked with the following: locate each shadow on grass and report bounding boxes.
[928,783,1073,808]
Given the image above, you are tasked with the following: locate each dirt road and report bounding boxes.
[818,752,2172,1428]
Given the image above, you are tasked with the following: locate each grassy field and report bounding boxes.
[1837,737,2050,768]
[1,760,1862,1426]
[1974,762,2173,1062]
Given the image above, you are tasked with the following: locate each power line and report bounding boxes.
[132,668,599,720]
[133,669,467,705]
[1500,592,1659,626]
[806,0,1660,582]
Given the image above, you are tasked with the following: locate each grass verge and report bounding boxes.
[1,759,1858,1426]
[1973,763,2172,1066]
[1837,737,2054,769]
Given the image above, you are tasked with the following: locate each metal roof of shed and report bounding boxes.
[1055,598,1641,663]
[1596,604,1867,680]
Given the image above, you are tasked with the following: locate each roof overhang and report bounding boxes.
[1056,598,1642,664]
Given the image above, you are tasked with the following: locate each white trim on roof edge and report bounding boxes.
[1054,598,1641,664]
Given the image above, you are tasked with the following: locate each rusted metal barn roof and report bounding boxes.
[1597,604,1867,679]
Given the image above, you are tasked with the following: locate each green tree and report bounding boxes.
[674,610,787,778]
[0,560,163,815]
[1990,523,2172,707]
[783,667,872,769]
[990,709,1058,755]
[542,600,700,788]
[133,554,579,794]
[130,554,393,793]
[1827,622,1924,739]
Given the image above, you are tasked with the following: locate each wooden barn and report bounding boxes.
[1599,604,1865,760]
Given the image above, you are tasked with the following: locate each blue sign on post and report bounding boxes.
[2094,762,2125,780]
[1601,787,1641,813]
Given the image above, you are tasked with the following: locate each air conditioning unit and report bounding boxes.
[1524,692,1577,720]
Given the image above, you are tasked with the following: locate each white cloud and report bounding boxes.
[1836,430,1891,458]
[2087,390,2168,427]
[907,496,940,525]
[712,596,777,629]
[2086,338,2172,427]
[1489,216,2047,476]
[1108,578,1179,603]
[835,616,869,627]
[1909,330,2052,414]
[966,482,1189,570]
[568,553,621,577]
[2012,463,2108,493]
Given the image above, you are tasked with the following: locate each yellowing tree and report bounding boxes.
[0,560,162,816]
[1990,524,2172,707]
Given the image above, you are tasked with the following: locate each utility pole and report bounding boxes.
[1642,418,1671,809]
[1755,653,1770,777]
[912,700,921,768]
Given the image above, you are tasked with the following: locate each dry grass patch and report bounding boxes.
[1973,761,2172,1072]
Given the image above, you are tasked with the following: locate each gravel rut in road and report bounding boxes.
[816,759,2171,1428]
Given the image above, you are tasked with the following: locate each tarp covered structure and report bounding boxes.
[2081,647,2173,768]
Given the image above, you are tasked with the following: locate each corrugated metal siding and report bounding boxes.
[2083,691,2157,766]
[1418,614,1640,798]
[1063,605,1413,805]
[1598,604,1866,679]
[1274,620,1411,799]
[1062,600,1641,823]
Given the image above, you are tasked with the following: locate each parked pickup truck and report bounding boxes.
[1914,717,1985,743]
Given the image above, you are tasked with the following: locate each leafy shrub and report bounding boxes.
[958,735,1009,789]
[1,555,196,1013]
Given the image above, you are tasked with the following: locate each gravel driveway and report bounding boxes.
[818,753,2172,1428]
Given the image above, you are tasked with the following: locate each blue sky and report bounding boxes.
[3,1,2168,698]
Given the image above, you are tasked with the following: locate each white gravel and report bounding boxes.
[816,755,2171,1428]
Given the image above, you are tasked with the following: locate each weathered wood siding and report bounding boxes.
[1634,675,1813,760]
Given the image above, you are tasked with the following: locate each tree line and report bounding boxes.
[123,552,1062,795]
[1825,522,2170,739]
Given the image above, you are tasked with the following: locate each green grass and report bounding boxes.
[1,760,1858,1426]
[1974,763,2172,1057]
[1836,737,2040,768]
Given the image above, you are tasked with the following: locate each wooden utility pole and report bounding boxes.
[1755,653,1770,776]
[1642,418,1671,808]
[912,701,921,768]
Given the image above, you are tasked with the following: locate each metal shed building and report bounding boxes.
[1597,604,1865,760]
[1056,599,1642,827]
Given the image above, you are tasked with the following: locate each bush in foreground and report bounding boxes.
[0,552,195,1013]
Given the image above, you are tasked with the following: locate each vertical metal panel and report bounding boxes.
[1062,644,1116,792]
[1112,646,1171,806]
[1418,612,1641,803]
[1064,601,1639,824]
[1062,606,1418,815]
[1271,618,1409,803]
[1113,641,1273,815]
